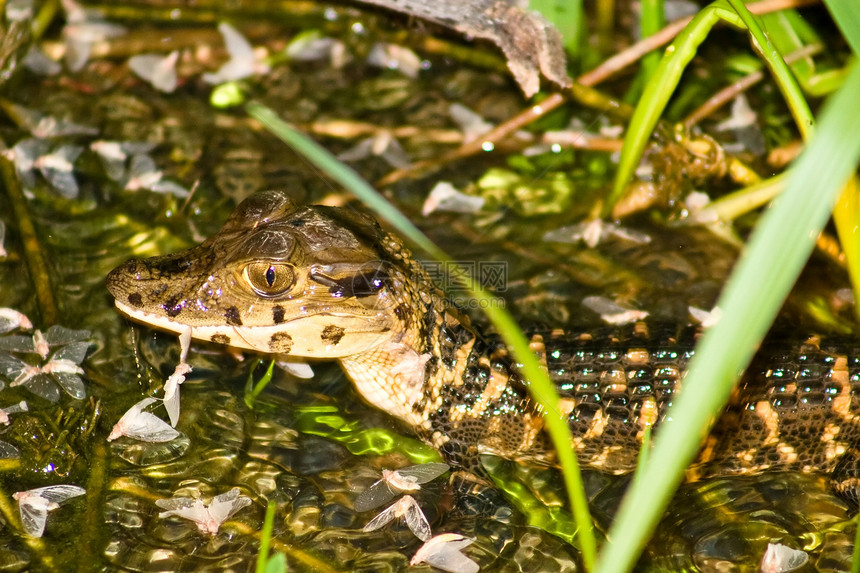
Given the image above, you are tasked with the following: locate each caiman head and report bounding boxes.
[106,190,424,359]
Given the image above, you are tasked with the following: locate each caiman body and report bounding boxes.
[106,190,860,494]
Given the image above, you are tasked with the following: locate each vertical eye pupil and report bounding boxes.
[266,266,276,287]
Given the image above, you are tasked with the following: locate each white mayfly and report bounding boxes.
[202,22,269,84]
[128,51,180,93]
[155,487,252,535]
[13,484,86,537]
[108,397,180,442]
[362,495,432,541]
[411,533,480,573]
[759,543,808,573]
[354,462,449,512]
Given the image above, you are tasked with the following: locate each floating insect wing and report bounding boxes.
[51,340,90,363]
[0,308,31,333]
[109,397,180,442]
[37,145,83,199]
[207,488,252,524]
[156,497,208,526]
[14,485,86,537]
[21,373,61,402]
[0,335,38,354]
[1,400,28,423]
[128,52,178,93]
[760,543,808,573]
[354,479,402,512]
[395,463,450,484]
[0,440,20,458]
[0,353,30,378]
[156,488,250,535]
[203,22,257,84]
[411,534,479,573]
[363,495,431,541]
[163,361,191,428]
[44,325,90,347]
[355,463,449,512]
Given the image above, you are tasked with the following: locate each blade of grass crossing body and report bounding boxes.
[823,0,860,56]
[726,0,813,139]
[826,0,860,329]
[833,178,860,325]
[854,507,860,573]
[606,0,745,213]
[596,59,860,573]
[246,102,598,569]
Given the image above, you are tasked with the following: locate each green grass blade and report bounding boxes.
[692,172,786,222]
[834,178,860,324]
[639,0,665,81]
[246,101,598,569]
[823,0,860,56]
[256,501,280,573]
[853,506,860,573]
[596,58,860,573]
[530,0,583,59]
[726,0,813,139]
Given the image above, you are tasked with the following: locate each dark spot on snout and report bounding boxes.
[268,332,293,353]
[211,334,231,345]
[224,306,242,326]
[163,295,184,318]
[321,325,346,345]
[272,305,285,324]
[127,292,143,307]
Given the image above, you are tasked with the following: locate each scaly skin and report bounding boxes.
[106,190,860,494]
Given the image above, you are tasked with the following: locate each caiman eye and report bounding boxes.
[243,262,295,297]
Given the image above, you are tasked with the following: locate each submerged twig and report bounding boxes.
[78,434,106,573]
[0,142,58,325]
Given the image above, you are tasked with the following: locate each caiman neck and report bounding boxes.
[338,268,480,434]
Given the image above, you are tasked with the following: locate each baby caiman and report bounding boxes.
[106,190,860,497]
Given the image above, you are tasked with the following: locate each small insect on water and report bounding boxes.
[759,543,808,573]
[354,462,450,512]
[13,485,86,537]
[362,495,432,541]
[155,487,252,535]
[108,397,180,442]
[411,533,480,573]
